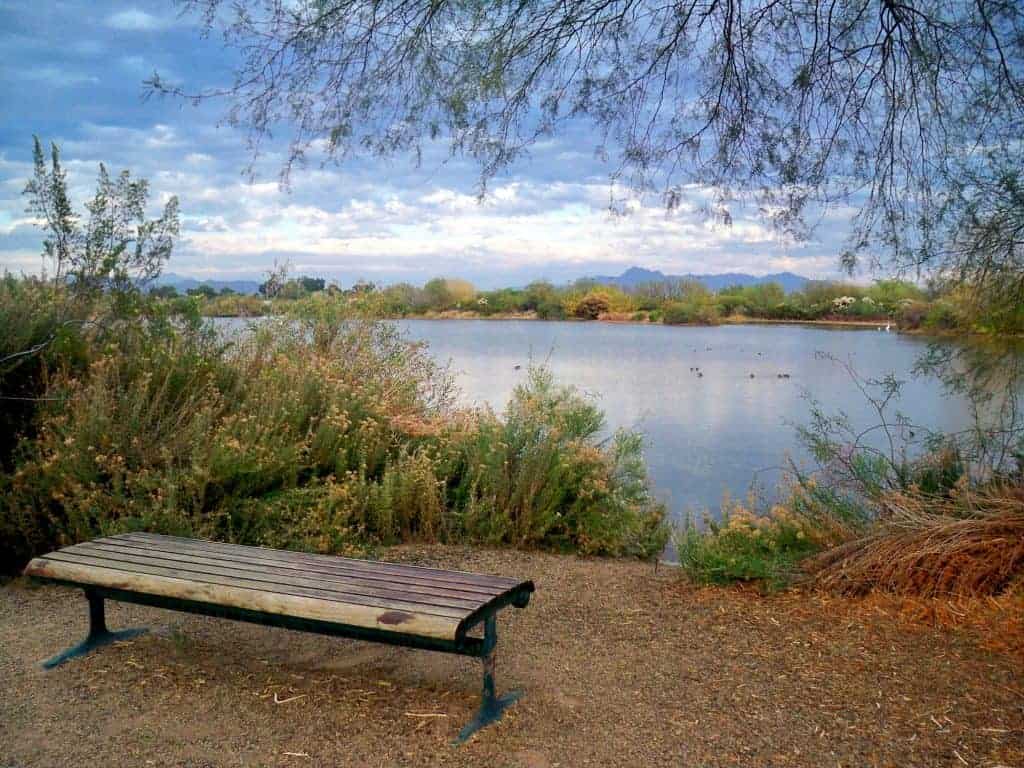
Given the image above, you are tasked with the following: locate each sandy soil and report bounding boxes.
[1,546,1021,767]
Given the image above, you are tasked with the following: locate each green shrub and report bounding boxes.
[662,300,719,325]
[675,502,822,590]
[925,301,960,329]
[675,478,870,590]
[573,292,611,320]
[1,303,667,571]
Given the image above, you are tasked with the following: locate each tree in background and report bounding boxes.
[24,136,179,304]
[187,284,217,299]
[522,282,565,320]
[444,278,476,307]
[2,139,181,470]
[421,277,451,310]
[149,285,179,300]
[298,276,326,293]
[421,277,477,310]
[573,292,611,320]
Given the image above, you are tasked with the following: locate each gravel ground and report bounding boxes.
[1,546,1021,767]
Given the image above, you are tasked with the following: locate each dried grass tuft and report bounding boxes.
[804,484,1024,599]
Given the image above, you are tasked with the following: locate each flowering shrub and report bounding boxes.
[675,495,824,589]
[2,312,667,571]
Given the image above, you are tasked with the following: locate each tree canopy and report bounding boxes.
[160,0,1023,281]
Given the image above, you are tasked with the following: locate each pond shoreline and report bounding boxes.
[207,310,1024,339]
[205,308,915,332]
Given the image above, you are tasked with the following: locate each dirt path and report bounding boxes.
[1,547,1021,767]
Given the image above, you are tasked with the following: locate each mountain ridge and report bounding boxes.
[586,266,810,293]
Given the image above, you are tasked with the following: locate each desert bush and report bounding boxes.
[925,300,961,329]
[0,303,667,571]
[573,291,612,320]
[0,277,92,469]
[675,494,826,590]
[677,347,1023,594]
[662,300,719,325]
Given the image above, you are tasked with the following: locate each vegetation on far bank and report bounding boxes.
[166,271,1023,336]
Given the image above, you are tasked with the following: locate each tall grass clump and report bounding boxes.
[1,299,667,572]
[804,484,1024,598]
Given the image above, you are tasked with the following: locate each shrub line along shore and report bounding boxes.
[168,272,1024,335]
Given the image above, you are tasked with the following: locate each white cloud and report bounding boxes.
[20,66,99,86]
[0,110,851,285]
[105,9,168,31]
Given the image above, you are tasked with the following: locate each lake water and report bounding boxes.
[400,320,982,519]
[215,316,1016,521]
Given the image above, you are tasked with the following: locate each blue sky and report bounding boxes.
[0,1,856,288]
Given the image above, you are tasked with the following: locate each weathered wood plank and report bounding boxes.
[77,540,497,600]
[24,557,460,640]
[32,552,470,620]
[119,532,521,588]
[64,542,485,610]
[95,537,510,597]
[119,532,520,589]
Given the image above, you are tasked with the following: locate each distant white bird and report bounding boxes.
[885,322,891,332]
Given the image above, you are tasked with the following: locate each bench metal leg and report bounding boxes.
[454,615,522,744]
[41,589,147,669]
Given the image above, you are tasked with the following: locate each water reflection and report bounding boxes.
[400,320,982,519]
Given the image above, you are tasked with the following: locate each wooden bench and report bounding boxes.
[23,532,535,742]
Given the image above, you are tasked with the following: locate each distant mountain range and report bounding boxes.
[586,266,810,293]
[149,273,263,295]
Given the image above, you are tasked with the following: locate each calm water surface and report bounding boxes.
[401,320,979,519]
[216,316,1011,520]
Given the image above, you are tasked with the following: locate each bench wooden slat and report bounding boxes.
[25,557,461,640]
[94,537,506,597]
[64,542,486,610]
[120,532,518,589]
[25,533,535,645]
[38,551,472,619]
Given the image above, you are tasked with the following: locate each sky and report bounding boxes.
[0,1,857,288]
